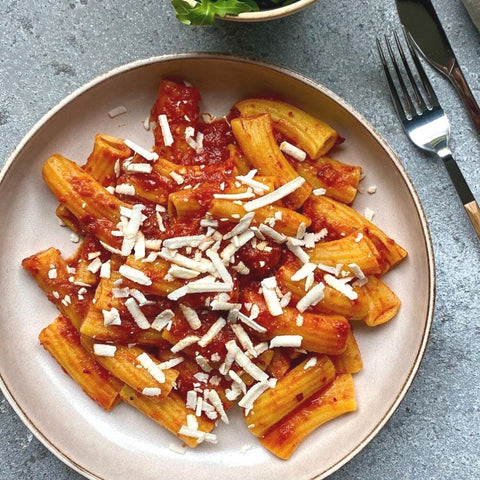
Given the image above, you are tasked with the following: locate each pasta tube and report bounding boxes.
[276,264,369,320]
[303,195,407,271]
[42,155,129,246]
[117,171,171,205]
[243,290,350,355]
[168,176,276,220]
[266,349,292,380]
[22,247,92,330]
[234,98,338,158]
[329,330,363,374]
[259,374,356,459]
[81,336,178,398]
[295,156,361,204]
[307,230,382,276]
[120,385,216,448]
[84,134,133,185]
[80,305,168,346]
[362,276,401,327]
[245,355,336,437]
[56,134,132,230]
[43,155,128,222]
[56,204,84,234]
[123,256,183,296]
[209,200,311,237]
[39,316,122,410]
[231,114,312,210]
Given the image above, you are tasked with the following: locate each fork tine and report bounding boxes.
[393,31,428,112]
[376,38,411,120]
[402,28,440,108]
[384,35,416,118]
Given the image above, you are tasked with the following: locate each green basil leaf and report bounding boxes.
[172,0,260,26]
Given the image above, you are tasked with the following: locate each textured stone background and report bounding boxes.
[1,0,479,478]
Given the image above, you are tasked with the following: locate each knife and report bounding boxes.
[396,0,480,136]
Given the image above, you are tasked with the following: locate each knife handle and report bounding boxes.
[449,62,480,137]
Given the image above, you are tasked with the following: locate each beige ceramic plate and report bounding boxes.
[0,54,434,480]
[223,0,318,22]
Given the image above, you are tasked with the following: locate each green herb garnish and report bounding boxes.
[172,0,299,25]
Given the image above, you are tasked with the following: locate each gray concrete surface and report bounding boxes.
[1,0,479,478]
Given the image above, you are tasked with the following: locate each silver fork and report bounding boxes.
[377,31,480,240]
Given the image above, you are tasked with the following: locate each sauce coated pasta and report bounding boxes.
[22,79,406,458]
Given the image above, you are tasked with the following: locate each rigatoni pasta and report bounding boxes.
[22,78,406,459]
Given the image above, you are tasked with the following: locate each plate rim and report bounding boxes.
[0,52,436,480]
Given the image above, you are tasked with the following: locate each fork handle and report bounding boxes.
[443,154,480,239]
[464,201,480,239]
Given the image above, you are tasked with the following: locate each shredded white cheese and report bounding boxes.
[290,262,317,282]
[280,141,307,161]
[124,139,159,161]
[269,335,303,348]
[296,282,325,312]
[323,274,358,300]
[228,369,247,394]
[108,105,127,118]
[197,318,226,347]
[258,224,286,243]
[48,267,57,279]
[87,257,102,274]
[168,265,200,279]
[304,357,318,370]
[234,310,267,333]
[187,281,233,295]
[151,310,175,332]
[159,356,184,370]
[235,173,270,193]
[171,335,201,353]
[243,176,306,212]
[238,381,270,413]
[178,426,217,444]
[158,114,174,147]
[213,191,255,200]
[119,265,152,286]
[93,344,117,357]
[349,262,367,287]
[260,277,283,316]
[206,249,234,286]
[226,341,269,383]
[179,304,202,330]
[136,352,166,384]
[163,235,206,250]
[102,308,122,326]
[230,323,257,358]
[142,387,162,396]
[99,260,111,279]
[125,298,151,330]
[223,212,255,240]
[313,187,327,196]
[115,183,136,196]
[364,207,375,221]
[208,389,229,424]
[124,162,152,174]
[286,239,310,264]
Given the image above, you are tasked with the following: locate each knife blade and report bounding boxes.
[396,0,480,136]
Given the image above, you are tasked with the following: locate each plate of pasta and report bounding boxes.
[0,54,434,480]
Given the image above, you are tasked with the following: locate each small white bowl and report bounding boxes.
[223,0,318,22]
